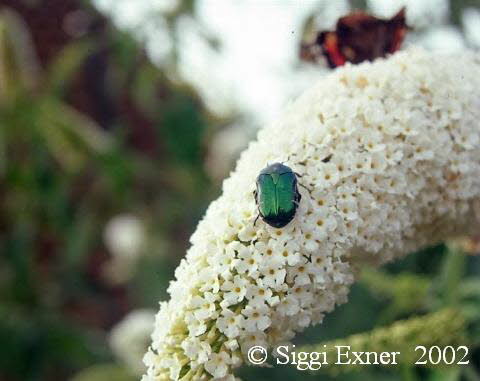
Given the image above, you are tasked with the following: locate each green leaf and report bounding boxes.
[438,244,466,306]
[464,365,480,381]
[0,9,40,104]
[458,279,480,298]
[428,368,461,381]
[70,364,136,381]
[360,269,431,321]
[37,99,112,171]
[63,210,97,271]
[45,40,93,97]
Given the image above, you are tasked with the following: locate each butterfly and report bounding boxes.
[300,8,408,68]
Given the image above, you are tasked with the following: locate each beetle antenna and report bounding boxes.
[283,153,300,164]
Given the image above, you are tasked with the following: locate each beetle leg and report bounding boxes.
[254,214,260,226]
[294,171,303,178]
[292,189,302,207]
[296,190,302,203]
[298,182,312,192]
[321,154,333,163]
[282,154,291,164]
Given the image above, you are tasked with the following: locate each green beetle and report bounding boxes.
[253,162,301,228]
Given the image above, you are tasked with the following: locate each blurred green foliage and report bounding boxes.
[0,1,218,380]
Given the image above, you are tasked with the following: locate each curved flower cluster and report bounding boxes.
[143,48,480,380]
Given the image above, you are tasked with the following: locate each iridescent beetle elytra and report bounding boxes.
[253,163,301,228]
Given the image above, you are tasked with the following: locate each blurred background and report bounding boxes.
[1,0,480,380]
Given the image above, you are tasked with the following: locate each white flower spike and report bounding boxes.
[143,48,480,380]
